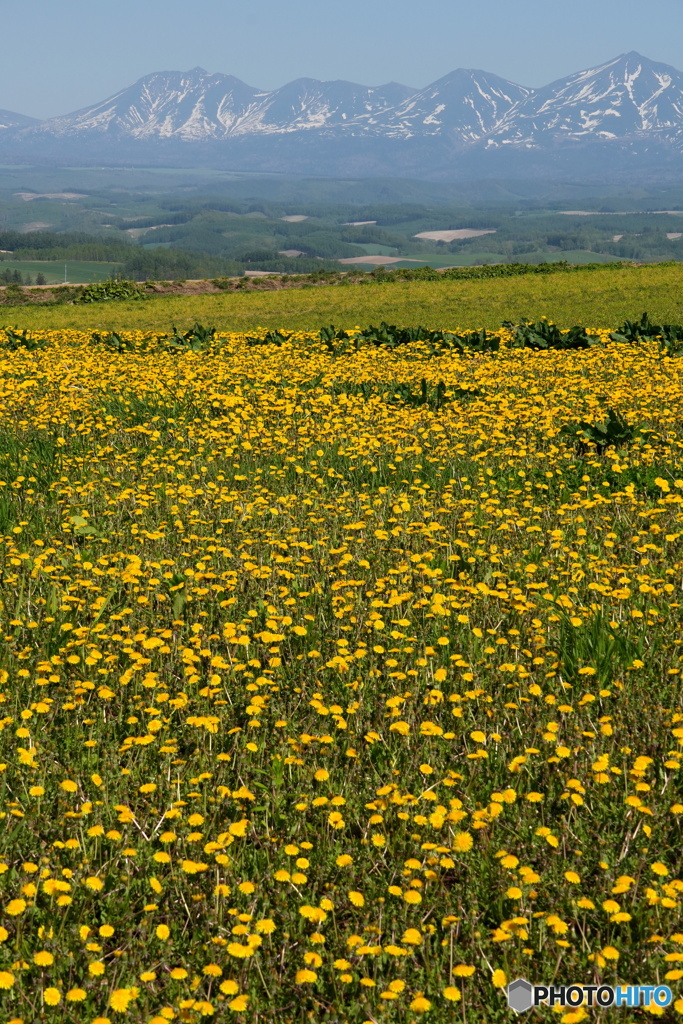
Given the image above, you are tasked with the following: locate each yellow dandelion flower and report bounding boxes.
[228,995,249,1011]
[43,988,61,1006]
[227,943,254,959]
[228,819,249,838]
[109,988,134,1012]
[295,969,317,983]
[389,720,410,735]
[443,986,462,1001]
[452,832,473,852]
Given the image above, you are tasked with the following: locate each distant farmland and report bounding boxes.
[0,259,122,284]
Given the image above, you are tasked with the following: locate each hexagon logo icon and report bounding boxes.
[507,977,534,1014]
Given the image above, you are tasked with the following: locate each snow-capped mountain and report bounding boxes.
[375,69,531,140]
[488,52,683,147]
[23,66,527,143]
[29,68,415,141]
[249,78,414,134]
[4,53,683,179]
[30,69,263,140]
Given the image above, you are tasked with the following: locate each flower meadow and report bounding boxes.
[0,324,682,1024]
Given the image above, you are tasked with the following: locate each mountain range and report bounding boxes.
[2,53,683,180]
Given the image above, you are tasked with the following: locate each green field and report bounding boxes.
[5,262,683,335]
[0,259,122,284]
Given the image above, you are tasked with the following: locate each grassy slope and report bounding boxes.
[7,263,683,333]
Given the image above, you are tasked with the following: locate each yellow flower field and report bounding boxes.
[0,325,682,1023]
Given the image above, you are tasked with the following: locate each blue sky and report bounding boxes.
[4,0,682,118]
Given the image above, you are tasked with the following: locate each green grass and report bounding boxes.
[0,259,123,283]
[5,262,683,334]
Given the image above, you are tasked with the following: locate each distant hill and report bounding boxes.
[4,53,683,180]
[0,108,39,130]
